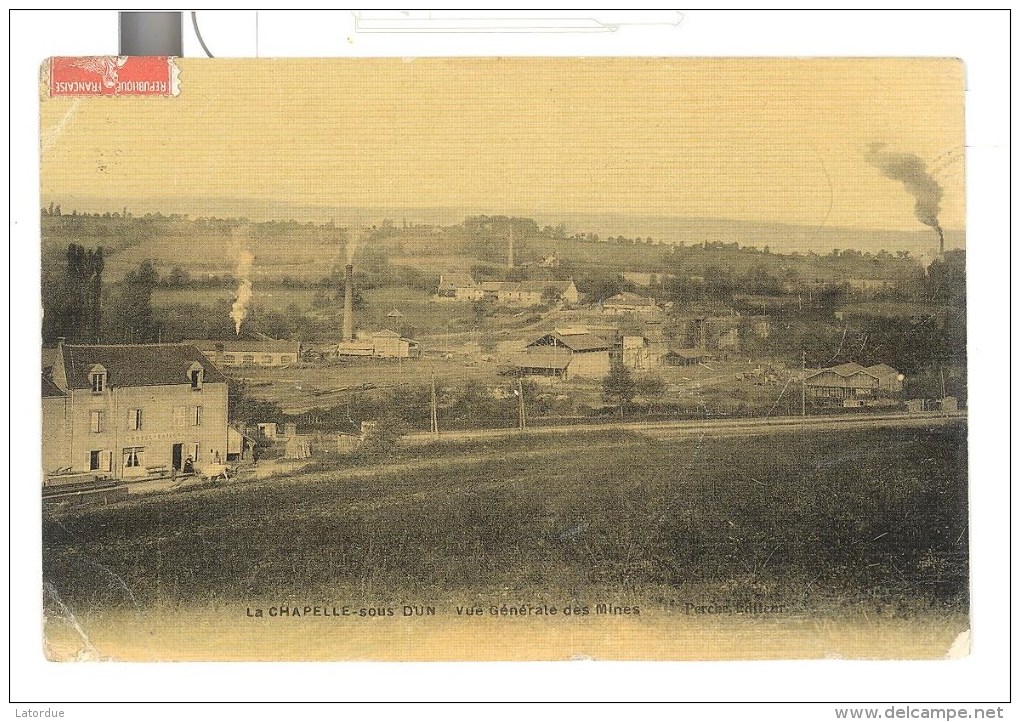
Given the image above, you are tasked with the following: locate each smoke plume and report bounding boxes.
[230,236,255,335]
[867,143,944,250]
[345,228,362,265]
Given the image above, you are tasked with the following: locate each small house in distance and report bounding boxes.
[337,330,421,359]
[371,330,420,358]
[438,273,483,300]
[188,339,301,368]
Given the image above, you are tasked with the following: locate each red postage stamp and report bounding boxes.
[47,56,180,97]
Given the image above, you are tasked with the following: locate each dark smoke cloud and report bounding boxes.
[867,143,944,247]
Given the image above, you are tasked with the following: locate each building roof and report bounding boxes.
[186,338,300,354]
[59,344,228,390]
[42,375,65,398]
[442,277,574,297]
[512,350,571,370]
[587,326,622,342]
[829,362,869,376]
[865,363,900,376]
[372,329,401,338]
[804,362,881,384]
[439,273,476,290]
[386,308,404,317]
[528,331,611,353]
[517,280,575,293]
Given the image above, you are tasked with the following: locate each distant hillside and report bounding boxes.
[39,208,948,286]
[42,197,963,257]
[532,213,964,258]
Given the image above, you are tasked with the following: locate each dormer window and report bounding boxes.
[188,362,204,390]
[88,365,107,394]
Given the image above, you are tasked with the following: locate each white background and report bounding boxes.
[6,8,1013,718]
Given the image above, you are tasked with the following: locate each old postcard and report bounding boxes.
[39,57,967,662]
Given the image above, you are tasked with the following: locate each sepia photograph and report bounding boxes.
[37,55,969,664]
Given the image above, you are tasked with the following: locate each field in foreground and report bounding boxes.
[43,424,968,621]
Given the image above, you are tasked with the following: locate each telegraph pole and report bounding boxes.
[430,368,439,436]
[939,366,948,417]
[801,351,807,417]
[518,377,527,431]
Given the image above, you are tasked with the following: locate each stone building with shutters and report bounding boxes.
[41,340,229,485]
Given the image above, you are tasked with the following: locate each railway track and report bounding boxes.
[402,411,967,445]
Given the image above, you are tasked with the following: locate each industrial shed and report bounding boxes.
[803,362,903,402]
[514,331,612,380]
[511,349,572,379]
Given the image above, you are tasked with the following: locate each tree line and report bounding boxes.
[43,246,161,344]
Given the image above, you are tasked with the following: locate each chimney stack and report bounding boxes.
[342,264,354,342]
[214,342,224,368]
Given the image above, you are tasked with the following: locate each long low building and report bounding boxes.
[804,362,904,402]
[601,292,660,315]
[187,339,301,368]
[438,274,580,305]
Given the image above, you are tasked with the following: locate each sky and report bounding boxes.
[40,57,965,232]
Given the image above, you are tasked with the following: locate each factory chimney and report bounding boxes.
[342,263,354,342]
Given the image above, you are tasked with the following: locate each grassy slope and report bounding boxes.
[44,425,968,615]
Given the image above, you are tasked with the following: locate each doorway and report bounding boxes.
[172,443,183,471]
